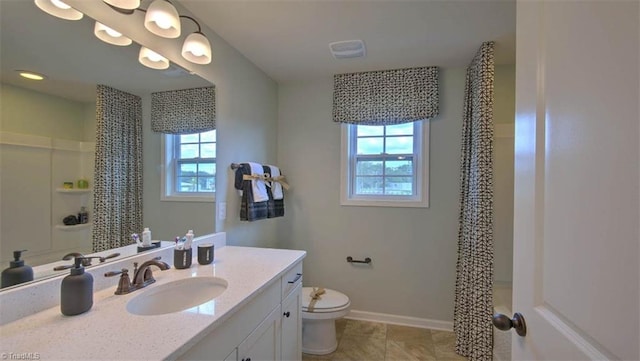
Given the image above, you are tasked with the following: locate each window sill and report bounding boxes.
[161,194,215,203]
[341,198,428,208]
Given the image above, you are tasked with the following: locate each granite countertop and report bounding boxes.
[0,246,306,361]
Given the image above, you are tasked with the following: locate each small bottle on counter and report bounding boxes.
[142,227,152,247]
[78,207,89,224]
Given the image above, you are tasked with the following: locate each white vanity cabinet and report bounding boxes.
[178,260,303,361]
[281,283,302,361]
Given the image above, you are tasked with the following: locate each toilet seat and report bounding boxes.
[301,287,350,313]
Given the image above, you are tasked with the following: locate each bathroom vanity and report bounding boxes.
[0,241,305,361]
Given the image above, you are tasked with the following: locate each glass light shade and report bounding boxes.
[94,22,133,46]
[139,47,170,70]
[102,0,140,10]
[144,0,180,38]
[34,0,83,20]
[181,32,212,65]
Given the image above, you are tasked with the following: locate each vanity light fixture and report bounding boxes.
[180,16,212,65]
[94,22,133,46]
[16,70,47,81]
[34,0,83,21]
[144,0,181,39]
[139,46,170,70]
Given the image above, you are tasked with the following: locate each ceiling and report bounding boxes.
[178,0,516,83]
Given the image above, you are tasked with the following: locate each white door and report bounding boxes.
[512,1,639,360]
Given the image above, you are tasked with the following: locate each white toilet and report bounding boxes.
[301,287,351,355]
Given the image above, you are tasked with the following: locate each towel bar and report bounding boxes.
[230,163,242,170]
[346,256,372,264]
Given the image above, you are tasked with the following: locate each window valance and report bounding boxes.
[151,86,216,134]
[332,66,439,125]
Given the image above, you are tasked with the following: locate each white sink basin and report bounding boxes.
[127,277,228,316]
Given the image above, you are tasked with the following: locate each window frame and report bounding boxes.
[161,131,216,202]
[340,121,429,208]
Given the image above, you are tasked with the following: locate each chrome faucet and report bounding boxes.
[104,256,170,295]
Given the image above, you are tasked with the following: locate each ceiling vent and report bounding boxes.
[329,40,366,59]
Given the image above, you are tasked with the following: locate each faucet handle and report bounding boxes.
[105,268,133,295]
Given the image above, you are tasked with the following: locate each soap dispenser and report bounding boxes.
[1,250,34,288]
[60,256,93,316]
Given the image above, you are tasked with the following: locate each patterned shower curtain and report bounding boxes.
[454,41,495,361]
[92,85,143,252]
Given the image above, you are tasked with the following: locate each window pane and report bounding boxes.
[357,137,383,154]
[355,176,383,195]
[385,160,413,176]
[201,144,216,158]
[180,144,199,159]
[385,136,413,154]
[386,123,414,136]
[179,163,197,177]
[200,130,216,142]
[180,134,199,143]
[178,177,197,192]
[198,163,216,176]
[356,125,384,136]
[356,160,382,175]
[385,177,414,195]
[197,177,215,192]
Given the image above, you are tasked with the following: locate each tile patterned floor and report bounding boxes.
[302,319,468,361]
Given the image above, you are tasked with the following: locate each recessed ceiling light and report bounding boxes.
[16,70,47,81]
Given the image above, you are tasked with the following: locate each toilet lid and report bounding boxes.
[302,287,350,311]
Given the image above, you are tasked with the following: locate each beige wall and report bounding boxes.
[0,83,89,140]
[276,66,515,322]
[67,1,281,246]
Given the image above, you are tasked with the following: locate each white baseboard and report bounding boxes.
[344,309,453,332]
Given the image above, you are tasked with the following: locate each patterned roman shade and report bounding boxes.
[332,66,439,125]
[151,86,216,134]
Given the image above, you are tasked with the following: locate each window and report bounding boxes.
[340,121,429,207]
[162,130,216,202]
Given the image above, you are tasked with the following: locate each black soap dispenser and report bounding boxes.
[60,256,93,316]
[1,250,34,288]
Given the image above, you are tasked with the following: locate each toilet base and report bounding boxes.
[301,318,338,355]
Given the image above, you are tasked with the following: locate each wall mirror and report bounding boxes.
[0,0,211,289]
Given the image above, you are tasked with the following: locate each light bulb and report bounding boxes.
[34,0,83,20]
[139,47,169,70]
[154,16,172,30]
[105,27,123,38]
[94,22,132,46]
[147,50,163,62]
[51,0,70,9]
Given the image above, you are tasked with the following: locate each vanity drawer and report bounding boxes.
[281,261,303,300]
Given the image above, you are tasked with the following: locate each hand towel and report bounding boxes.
[234,163,268,221]
[248,162,269,202]
[263,165,284,218]
[267,165,284,200]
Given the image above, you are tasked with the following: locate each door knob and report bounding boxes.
[492,312,527,336]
